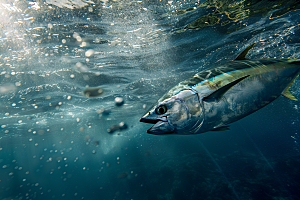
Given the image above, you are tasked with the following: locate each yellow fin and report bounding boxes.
[283,90,298,101]
[282,75,298,101]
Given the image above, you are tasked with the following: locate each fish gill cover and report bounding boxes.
[0,0,300,199]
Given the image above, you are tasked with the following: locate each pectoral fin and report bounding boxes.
[282,75,298,101]
[203,75,250,102]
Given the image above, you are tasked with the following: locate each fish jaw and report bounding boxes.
[140,114,175,135]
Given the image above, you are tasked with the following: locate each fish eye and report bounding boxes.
[155,105,167,115]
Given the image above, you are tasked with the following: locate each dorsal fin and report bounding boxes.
[235,43,256,60]
[203,75,250,102]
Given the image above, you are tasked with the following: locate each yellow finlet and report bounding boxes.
[282,75,298,101]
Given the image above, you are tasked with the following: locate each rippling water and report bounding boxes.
[1,0,300,199]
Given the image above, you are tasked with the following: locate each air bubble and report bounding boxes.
[85,49,95,57]
[115,97,124,106]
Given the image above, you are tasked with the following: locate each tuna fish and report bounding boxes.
[140,43,300,135]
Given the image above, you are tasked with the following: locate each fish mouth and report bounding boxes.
[140,117,174,134]
[139,118,161,133]
[139,118,160,124]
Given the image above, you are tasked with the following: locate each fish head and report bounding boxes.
[140,89,204,135]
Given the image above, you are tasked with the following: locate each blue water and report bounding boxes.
[1,0,300,199]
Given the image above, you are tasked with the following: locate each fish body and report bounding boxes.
[140,44,300,135]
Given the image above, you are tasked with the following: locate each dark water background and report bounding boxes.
[1,0,300,199]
